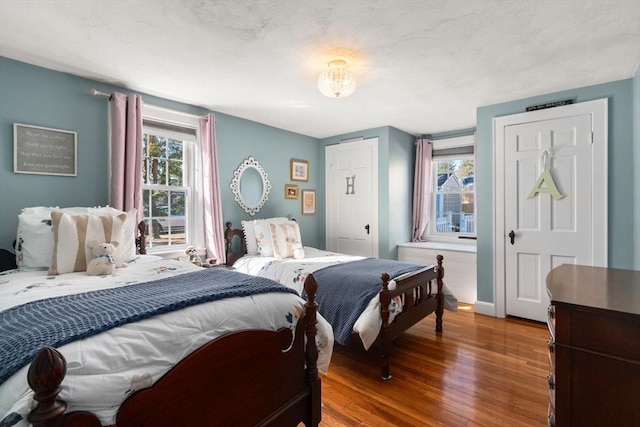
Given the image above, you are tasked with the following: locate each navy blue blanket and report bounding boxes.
[0,268,297,384]
[309,258,427,345]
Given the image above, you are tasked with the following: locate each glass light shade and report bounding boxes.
[317,60,356,98]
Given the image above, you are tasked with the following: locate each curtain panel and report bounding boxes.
[109,92,143,222]
[411,138,432,241]
[199,113,226,265]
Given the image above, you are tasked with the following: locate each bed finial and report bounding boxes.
[27,347,67,425]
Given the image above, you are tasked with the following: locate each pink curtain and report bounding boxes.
[109,93,143,222]
[411,138,433,241]
[199,113,225,265]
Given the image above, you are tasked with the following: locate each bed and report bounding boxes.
[225,219,458,380]
[0,207,333,427]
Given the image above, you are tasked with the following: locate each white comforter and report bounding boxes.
[0,256,333,427]
[232,247,458,350]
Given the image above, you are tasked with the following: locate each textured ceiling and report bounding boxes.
[1,0,639,139]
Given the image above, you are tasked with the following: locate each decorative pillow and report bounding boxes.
[242,217,289,256]
[98,207,138,261]
[269,221,305,259]
[48,211,127,275]
[16,208,56,269]
[16,206,137,269]
[241,220,259,255]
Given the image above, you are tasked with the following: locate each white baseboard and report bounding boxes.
[473,301,496,317]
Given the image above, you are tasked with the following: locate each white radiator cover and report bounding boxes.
[398,242,477,304]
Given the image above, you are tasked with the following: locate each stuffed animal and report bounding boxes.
[86,240,119,276]
[185,245,202,267]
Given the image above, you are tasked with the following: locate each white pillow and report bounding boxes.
[241,217,289,256]
[16,206,137,268]
[49,211,127,275]
[241,220,259,255]
[269,221,305,259]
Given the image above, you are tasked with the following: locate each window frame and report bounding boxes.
[142,105,204,256]
[423,135,476,244]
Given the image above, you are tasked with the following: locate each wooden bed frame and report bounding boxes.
[224,221,445,380]
[3,222,323,426]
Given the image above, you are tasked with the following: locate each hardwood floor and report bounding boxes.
[318,305,550,426]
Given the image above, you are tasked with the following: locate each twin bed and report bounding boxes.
[224,219,457,380]
[1,209,454,426]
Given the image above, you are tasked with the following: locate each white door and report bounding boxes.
[494,99,607,322]
[325,138,378,257]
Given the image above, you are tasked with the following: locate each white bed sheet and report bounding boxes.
[0,255,333,426]
[232,247,458,350]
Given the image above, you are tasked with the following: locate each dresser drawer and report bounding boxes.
[569,306,640,360]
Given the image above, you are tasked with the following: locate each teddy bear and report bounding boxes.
[86,240,119,276]
[184,245,203,267]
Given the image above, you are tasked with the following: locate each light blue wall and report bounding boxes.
[318,126,415,260]
[476,79,636,303]
[0,57,323,251]
[634,67,640,270]
[214,112,321,246]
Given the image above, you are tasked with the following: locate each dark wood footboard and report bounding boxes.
[378,254,444,380]
[26,275,322,427]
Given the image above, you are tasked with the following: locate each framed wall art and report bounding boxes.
[13,123,77,176]
[285,184,299,199]
[290,159,309,182]
[301,189,316,215]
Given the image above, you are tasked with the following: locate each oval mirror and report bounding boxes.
[230,157,271,216]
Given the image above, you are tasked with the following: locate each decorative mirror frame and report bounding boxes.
[230,157,271,216]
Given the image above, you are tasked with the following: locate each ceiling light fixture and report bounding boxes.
[317,59,356,98]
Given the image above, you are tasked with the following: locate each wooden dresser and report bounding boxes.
[546,265,640,427]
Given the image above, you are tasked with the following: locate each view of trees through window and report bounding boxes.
[433,158,475,235]
[142,132,189,248]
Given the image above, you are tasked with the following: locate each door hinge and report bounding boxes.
[590,132,594,144]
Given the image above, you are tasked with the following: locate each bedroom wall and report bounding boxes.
[476,78,636,306]
[318,126,415,260]
[0,57,323,252]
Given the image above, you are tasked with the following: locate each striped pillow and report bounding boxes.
[48,211,127,275]
[269,221,305,260]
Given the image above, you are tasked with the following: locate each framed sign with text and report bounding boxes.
[14,123,77,176]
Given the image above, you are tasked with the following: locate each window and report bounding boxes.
[428,136,475,240]
[142,106,202,252]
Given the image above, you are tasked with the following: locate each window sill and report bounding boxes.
[398,241,477,253]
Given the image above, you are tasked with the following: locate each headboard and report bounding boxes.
[224,222,247,266]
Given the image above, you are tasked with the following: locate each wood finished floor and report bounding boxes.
[317,305,550,427]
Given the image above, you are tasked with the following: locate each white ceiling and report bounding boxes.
[1,0,639,139]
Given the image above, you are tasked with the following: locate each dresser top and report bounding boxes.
[546,264,640,316]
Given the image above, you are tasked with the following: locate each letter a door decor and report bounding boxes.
[527,149,565,200]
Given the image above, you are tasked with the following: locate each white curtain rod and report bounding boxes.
[91,89,112,98]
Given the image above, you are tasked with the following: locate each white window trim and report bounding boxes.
[423,135,476,246]
[143,105,205,258]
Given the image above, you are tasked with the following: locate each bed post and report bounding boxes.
[27,347,102,427]
[303,274,322,427]
[435,254,445,333]
[379,272,393,381]
[27,347,67,426]
[136,221,147,255]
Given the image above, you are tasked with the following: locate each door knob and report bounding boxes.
[365,224,370,235]
[508,230,515,245]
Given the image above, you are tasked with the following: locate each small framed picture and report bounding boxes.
[285,184,299,199]
[290,159,309,182]
[301,189,316,215]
